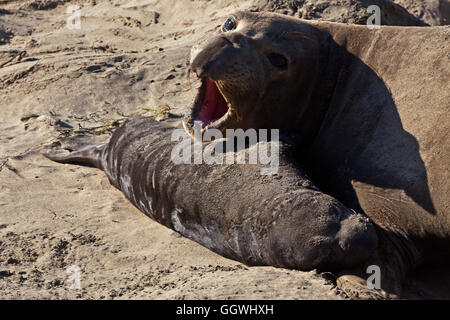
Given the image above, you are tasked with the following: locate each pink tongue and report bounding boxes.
[199,78,228,126]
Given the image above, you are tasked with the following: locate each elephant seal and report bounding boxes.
[42,117,378,280]
[182,11,449,296]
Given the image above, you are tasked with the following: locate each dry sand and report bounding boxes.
[0,0,449,300]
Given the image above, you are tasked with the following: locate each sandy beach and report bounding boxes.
[0,0,449,300]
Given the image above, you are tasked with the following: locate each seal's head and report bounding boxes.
[184,11,331,139]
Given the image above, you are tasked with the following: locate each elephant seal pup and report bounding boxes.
[42,117,378,282]
[185,11,450,297]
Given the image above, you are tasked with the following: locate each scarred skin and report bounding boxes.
[43,12,449,299]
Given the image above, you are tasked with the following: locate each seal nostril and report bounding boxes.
[268,53,288,69]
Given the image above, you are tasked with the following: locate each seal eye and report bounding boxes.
[268,53,288,69]
[222,17,237,32]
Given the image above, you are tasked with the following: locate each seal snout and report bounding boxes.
[190,35,234,80]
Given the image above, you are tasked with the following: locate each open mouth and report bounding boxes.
[183,77,233,138]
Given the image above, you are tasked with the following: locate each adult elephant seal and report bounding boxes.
[43,11,449,299]
[183,11,449,297]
